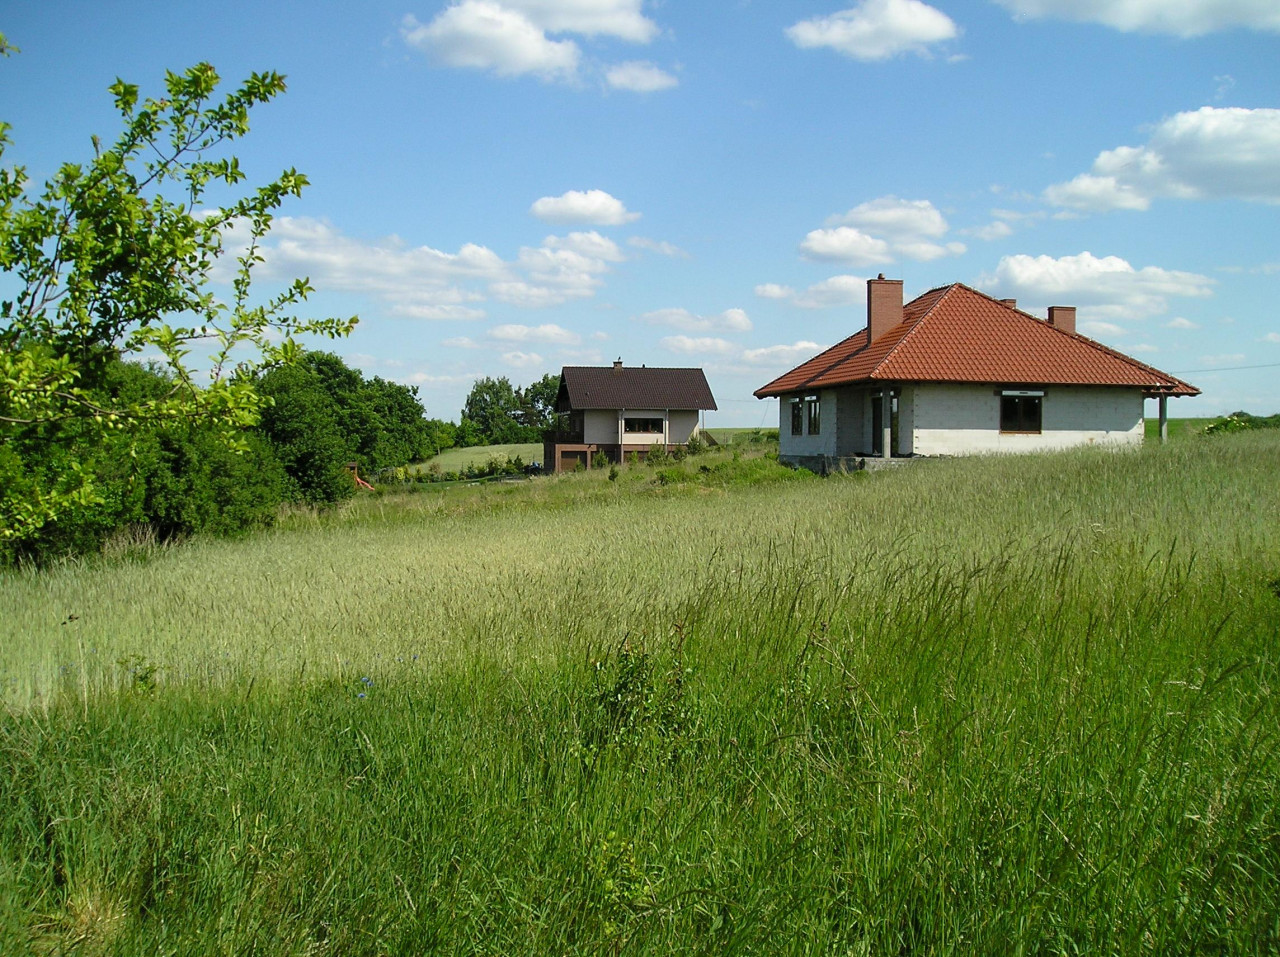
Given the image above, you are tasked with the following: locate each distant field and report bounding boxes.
[417,442,542,471]
[1144,416,1221,440]
[704,426,779,445]
[3,434,1278,953]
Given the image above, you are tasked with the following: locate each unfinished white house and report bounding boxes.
[755,277,1199,471]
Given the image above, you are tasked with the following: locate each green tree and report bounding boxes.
[521,371,563,434]
[461,375,534,445]
[0,62,355,558]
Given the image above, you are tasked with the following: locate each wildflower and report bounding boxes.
[362,676,372,685]
[358,692,367,699]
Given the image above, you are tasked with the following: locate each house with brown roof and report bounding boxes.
[543,361,718,473]
[755,277,1198,470]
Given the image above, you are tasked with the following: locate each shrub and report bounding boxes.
[646,444,670,467]
[592,450,610,470]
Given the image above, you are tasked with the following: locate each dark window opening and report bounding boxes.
[806,395,821,435]
[1001,395,1042,433]
[624,417,664,434]
[790,399,803,436]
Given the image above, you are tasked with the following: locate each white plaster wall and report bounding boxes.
[778,390,837,459]
[912,384,1143,455]
[583,409,621,445]
[668,410,700,444]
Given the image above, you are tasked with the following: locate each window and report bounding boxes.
[806,395,821,435]
[624,417,664,434]
[1000,393,1042,433]
[790,399,803,436]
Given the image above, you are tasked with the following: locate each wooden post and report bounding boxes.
[1159,395,1168,445]
[881,389,892,459]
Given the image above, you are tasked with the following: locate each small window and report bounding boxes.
[790,399,803,436]
[1000,395,1042,433]
[806,395,821,436]
[624,417,664,434]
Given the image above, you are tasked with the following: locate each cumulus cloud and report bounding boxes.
[219,216,622,316]
[756,275,866,308]
[628,236,688,258]
[530,189,641,225]
[606,61,678,92]
[659,335,739,356]
[992,0,1280,37]
[754,283,794,300]
[1045,107,1280,212]
[637,307,753,333]
[401,5,579,81]
[488,323,582,345]
[980,251,1215,320]
[402,1,661,85]
[802,197,965,265]
[801,227,892,266]
[442,336,480,348]
[501,350,545,368]
[543,230,626,261]
[786,0,959,60]
[741,341,827,366]
[1262,332,1280,344]
[1165,317,1199,329]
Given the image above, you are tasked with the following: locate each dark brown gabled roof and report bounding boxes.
[557,365,717,412]
[755,283,1199,398]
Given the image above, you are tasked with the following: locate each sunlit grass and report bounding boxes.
[2,433,1278,953]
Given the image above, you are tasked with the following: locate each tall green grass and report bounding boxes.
[2,434,1278,953]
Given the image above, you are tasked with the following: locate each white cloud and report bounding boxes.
[442,336,480,348]
[488,323,582,345]
[237,216,496,320]
[1200,353,1246,365]
[786,0,959,61]
[543,230,625,261]
[502,0,657,41]
[659,335,739,356]
[1130,343,1158,354]
[401,0,659,85]
[401,5,579,81]
[227,216,624,315]
[980,251,1215,319]
[756,275,866,308]
[741,341,826,366]
[993,0,1280,37]
[804,197,965,265]
[1165,317,1199,330]
[968,219,1014,241]
[1262,332,1280,344]
[501,350,546,368]
[1079,320,1126,338]
[637,307,753,333]
[628,236,688,258]
[530,189,641,225]
[1045,107,1280,212]
[606,61,678,92]
[801,227,892,266]
[754,283,795,300]
[828,195,948,238]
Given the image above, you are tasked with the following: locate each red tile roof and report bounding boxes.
[558,365,717,411]
[755,283,1198,398]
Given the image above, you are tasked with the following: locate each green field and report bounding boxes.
[1143,416,1222,440]
[417,442,544,472]
[3,435,1279,953]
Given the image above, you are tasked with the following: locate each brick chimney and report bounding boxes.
[1047,306,1076,335]
[1000,298,1017,309]
[612,358,623,371]
[867,275,904,342]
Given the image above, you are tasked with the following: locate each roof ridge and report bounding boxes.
[871,283,959,379]
[956,284,1196,391]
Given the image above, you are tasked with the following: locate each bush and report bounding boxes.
[646,444,670,467]
[1204,411,1280,435]
[592,450,610,470]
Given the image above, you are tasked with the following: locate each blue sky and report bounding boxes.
[3,1,1278,424]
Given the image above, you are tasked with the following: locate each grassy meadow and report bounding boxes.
[2,433,1279,953]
